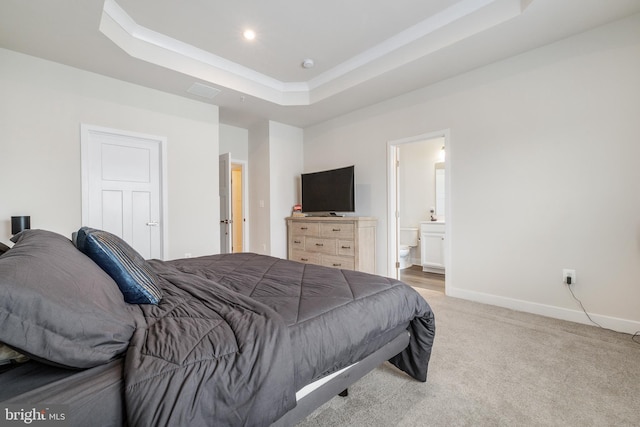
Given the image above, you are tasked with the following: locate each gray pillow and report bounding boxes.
[0,230,138,368]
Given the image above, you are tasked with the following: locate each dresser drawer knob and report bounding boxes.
[341,245,351,249]
[293,240,301,244]
[315,243,324,247]
[300,227,308,230]
[333,263,342,267]
[301,258,309,261]
[332,228,341,232]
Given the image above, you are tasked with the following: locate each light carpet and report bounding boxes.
[297,288,640,426]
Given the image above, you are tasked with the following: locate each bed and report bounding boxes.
[0,229,435,426]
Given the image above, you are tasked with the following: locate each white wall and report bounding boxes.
[268,121,304,258]
[248,121,271,254]
[0,49,220,259]
[219,124,248,161]
[247,121,303,257]
[304,15,640,332]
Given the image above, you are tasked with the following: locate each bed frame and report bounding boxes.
[272,331,410,426]
[1,331,410,427]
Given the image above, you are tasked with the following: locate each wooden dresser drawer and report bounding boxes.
[290,222,320,236]
[337,240,355,256]
[321,255,355,270]
[291,251,321,264]
[319,223,354,239]
[289,236,305,250]
[305,237,336,255]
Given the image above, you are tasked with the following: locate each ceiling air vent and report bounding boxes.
[187,82,221,99]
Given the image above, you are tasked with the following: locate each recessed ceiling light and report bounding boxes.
[243,29,256,40]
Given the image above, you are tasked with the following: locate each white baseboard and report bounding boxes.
[446,287,640,335]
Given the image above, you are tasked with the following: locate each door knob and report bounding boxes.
[146,221,159,226]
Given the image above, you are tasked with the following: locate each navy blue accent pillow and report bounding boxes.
[76,227,162,304]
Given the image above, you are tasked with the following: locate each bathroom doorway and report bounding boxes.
[387,130,450,293]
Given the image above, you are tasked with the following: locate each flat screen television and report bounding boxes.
[301,165,355,215]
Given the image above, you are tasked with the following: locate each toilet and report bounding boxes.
[399,228,419,269]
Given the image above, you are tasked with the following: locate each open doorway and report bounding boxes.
[219,154,248,254]
[387,130,450,293]
[231,162,246,252]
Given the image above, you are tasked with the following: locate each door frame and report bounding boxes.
[387,129,451,293]
[80,124,169,260]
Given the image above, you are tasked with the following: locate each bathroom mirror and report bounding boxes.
[435,163,445,218]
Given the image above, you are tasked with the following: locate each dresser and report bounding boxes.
[286,216,377,273]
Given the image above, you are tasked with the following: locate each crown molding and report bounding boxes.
[100,0,528,106]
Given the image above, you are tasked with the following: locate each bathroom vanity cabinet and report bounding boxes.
[286,216,376,274]
[420,221,445,274]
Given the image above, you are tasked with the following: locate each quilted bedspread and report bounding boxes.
[124,253,435,426]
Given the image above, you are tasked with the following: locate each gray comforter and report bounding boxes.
[124,253,435,426]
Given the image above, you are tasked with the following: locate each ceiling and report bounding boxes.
[1,0,639,128]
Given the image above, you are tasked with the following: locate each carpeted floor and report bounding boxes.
[297,288,640,426]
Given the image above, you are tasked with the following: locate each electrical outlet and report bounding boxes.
[563,269,576,285]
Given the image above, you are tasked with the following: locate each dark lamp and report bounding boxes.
[11,216,30,235]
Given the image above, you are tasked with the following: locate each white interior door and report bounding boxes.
[81,125,164,260]
[219,153,232,254]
